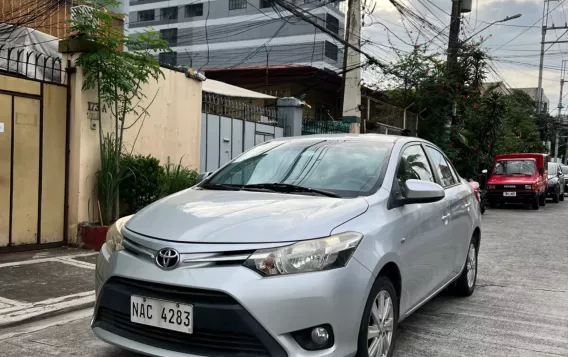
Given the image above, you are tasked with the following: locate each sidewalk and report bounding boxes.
[0,247,98,328]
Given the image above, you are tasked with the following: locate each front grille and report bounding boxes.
[491,184,530,190]
[97,307,270,357]
[93,277,287,357]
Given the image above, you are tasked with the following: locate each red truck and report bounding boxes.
[485,153,549,210]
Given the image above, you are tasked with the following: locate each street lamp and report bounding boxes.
[462,14,522,43]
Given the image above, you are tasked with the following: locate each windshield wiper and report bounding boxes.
[199,183,241,191]
[242,183,342,198]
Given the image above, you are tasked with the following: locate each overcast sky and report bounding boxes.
[361,0,565,114]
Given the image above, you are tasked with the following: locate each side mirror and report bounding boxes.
[481,169,488,174]
[400,179,445,205]
[197,171,212,183]
[539,167,545,175]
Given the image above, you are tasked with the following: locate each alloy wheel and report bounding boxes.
[367,290,394,357]
[466,243,477,288]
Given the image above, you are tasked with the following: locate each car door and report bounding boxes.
[424,146,472,282]
[393,144,451,312]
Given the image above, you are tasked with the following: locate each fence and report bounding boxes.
[302,120,350,135]
[362,96,418,135]
[202,92,279,125]
[0,45,65,84]
[200,92,285,172]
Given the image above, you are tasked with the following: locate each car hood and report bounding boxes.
[125,188,369,243]
[488,176,537,185]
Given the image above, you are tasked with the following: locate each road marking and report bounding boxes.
[0,308,93,340]
[0,252,98,269]
[0,292,95,328]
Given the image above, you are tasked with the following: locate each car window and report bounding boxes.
[425,146,457,187]
[397,145,434,184]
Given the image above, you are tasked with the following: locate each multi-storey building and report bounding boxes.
[128,0,345,72]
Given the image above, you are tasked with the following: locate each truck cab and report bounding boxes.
[486,153,548,210]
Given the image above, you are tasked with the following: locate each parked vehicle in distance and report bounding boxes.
[561,165,568,194]
[92,135,481,357]
[485,153,549,210]
[547,162,565,203]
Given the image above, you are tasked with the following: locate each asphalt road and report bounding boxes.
[1,201,567,357]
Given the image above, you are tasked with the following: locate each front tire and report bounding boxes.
[452,236,478,297]
[357,276,399,357]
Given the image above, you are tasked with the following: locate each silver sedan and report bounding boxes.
[92,134,481,357]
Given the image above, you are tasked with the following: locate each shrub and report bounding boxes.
[120,154,164,215]
[161,160,199,197]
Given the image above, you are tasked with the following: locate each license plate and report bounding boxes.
[131,295,193,334]
[503,192,516,197]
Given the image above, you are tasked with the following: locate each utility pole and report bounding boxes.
[555,71,564,162]
[342,0,361,133]
[537,0,551,114]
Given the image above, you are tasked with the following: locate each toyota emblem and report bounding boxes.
[155,248,180,270]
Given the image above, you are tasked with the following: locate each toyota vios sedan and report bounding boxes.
[93,134,481,357]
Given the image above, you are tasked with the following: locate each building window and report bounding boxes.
[160,28,177,46]
[324,41,338,61]
[260,0,271,8]
[326,14,339,35]
[185,3,203,17]
[229,0,247,10]
[159,52,177,66]
[138,10,155,22]
[160,7,178,20]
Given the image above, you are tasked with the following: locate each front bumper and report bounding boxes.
[93,243,374,357]
[486,191,537,203]
[547,185,559,196]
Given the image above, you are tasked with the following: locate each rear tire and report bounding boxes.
[357,276,399,357]
[452,236,478,297]
[553,188,560,203]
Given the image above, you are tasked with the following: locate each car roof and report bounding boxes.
[269,133,431,145]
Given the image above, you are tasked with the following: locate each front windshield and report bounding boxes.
[204,139,392,198]
[492,160,535,176]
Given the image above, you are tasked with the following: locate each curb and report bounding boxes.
[0,293,95,329]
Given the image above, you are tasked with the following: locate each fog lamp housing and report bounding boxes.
[291,324,334,350]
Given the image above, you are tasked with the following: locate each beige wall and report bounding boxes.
[65,54,202,243]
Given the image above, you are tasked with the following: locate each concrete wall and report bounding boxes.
[66,56,202,242]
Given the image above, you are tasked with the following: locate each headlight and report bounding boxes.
[525,185,533,190]
[244,232,363,276]
[105,215,134,254]
[487,185,496,190]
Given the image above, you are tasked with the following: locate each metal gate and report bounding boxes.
[0,47,69,250]
[200,93,284,173]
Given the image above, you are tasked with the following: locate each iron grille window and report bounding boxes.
[159,52,177,66]
[185,3,203,17]
[160,28,178,46]
[326,14,339,34]
[138,10,155,22]
[160,7,178,20]
[260,0,271,8]
[324,41,338,61]
[229,0,247,10]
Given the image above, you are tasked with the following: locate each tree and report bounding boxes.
[69,0,170,225]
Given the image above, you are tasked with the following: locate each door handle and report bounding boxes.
[441,213,451,221]
[464,202,471,208]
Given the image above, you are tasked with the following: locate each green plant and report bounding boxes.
[69,0,169,224]
[96,134,132,225]
[120,154,164,214]
[161,159,199,197]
